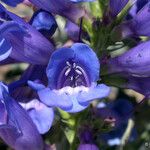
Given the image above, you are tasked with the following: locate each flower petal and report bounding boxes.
[0,82,44,150]
[46,43,100,89]
[0,35,12,61]
[78,83,110,104]
[1,0,23,7]
[38,88,73,110]
[0,5,54,65]
[29,0,85,22]
[121,2,150,37]
[20,99,54,134]
[65,20,80,41]
[108,41,150,76]
[46,47,74,88]
[30,10,57,37]
[71,0,95,2]
[71,43,100,82]
[77,144,99,150]
[65,94,89,113]
[109,0,129,18]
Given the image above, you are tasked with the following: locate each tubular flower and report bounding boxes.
[97,99,137,146]
[77,144,99,150]
[78,127,99,150]
[0,4,54,65]
[0,82,43,150]
[108,0,129,18]
[117,75,150,98]
[71,0,95,2]
[29,43,110,113]
[118,2,150,38]
[1,0,23,7]
[107,41,150,77]
[28,0,85,22]
[9,65,54,134]
[30,10,58,37]
[127,0,149,18]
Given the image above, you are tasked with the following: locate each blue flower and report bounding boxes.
[9,65,54,134]
[78,125,99,150]
[29,43,110,113]
[97,99,137,146]
[128,0,149,19]
[113,75,150,98]
[107,41,150,77]
[65,20,90,42]
[108,0,129,18]
[71,0,95,2]
[77,144,99,150]
[0,4,54,65]
[0,82,43,150]
[28,0,85,22]
[1,0,23,7]
[0,35,12,61]
[118,2,150,38]
[30,10,57,38]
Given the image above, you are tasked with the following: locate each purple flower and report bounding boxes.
[30,10,57,38]
[127,0,149,19]
[118,2,150,38]
[0,35,12,61]
[28,43,110,113]
[65,20,90,42]
[0,82,43,150]
[9,65,54,134]
[97,99,137,146]
[1,0,23,7]
[0,4,54,65]
[77,144,99,150]
[108,0,129,18]
[78,126,99,150]
[65,20,80,42]
[28,0,85,22]
[116,75,150,97]
[107,41,150,77]
[71,0,95,2]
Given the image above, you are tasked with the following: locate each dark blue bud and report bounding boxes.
[30,10,57,37]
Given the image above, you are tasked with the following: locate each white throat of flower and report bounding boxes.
[53,83,96,95]
[53,86,89,95]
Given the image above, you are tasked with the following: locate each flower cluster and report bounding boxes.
[0,0,149,149]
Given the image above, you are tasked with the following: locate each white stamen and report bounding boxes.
[73,63,76,68]
[75,69,82,75]
[66,61,71,66]
[0,38,5,46]
[65,68,71,76]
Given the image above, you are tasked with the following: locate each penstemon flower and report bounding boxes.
[117,2,150,38]
[28,43,110,113]
[0,82,43,150]
[1,0,23,7]
[97,99,137,146]
[0,0,149,149]
[77,144,99,150]
[30,10,58,38]
[107,41,150,77]
[9,65,54,134]
[0,4,54,65]
[28,0,86,22]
